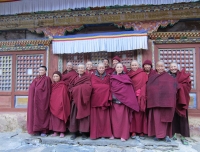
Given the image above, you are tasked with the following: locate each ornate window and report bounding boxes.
[0,55,12,91]
[114,50,137,69]
[16,54,44,91]
[91,52,110,67]
[159,48,196,89]
[64,53,84,68]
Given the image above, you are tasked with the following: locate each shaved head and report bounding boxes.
[67,62,73,66]
[170,62,178,67]
[78,63,85,69]
[97,62,105,68]
[156,60,165,66]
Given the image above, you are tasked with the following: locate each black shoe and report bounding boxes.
[154,137,160,141]
[165,136,171,142]
[82,133,87,140]
[70,133,77,140]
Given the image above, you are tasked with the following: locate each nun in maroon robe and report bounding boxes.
[168,63,191,145]
[143,60,155,77]
[85,61,94,76]
[103,58,114,75]
[90,63,112,139]
[147,61,178,142]
[62,70,77,87]
[49,71,71,138]
[128,60,148,139]
[62,63,78,101]
[27,66,51,136]
[110,63,139,141]
[112,56,128,74]
[68,64,92,140]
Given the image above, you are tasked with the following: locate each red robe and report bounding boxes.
[90,73,112,139]
[68,73,92,133]
[122,65,128,74]
[172,69,191,137]
[49,81,70,132]
[176,69,191,117]
[147,71,178,138]
[105,66,114,75]
[62,69,78,100]
[62,69,78,87]
[128,68,148,134]
[27,75,51,134]
[85,69,94,76]
[110,74,139,140]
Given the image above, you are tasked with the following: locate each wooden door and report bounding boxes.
[0,50,46,112]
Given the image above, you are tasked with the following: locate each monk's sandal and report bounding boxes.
[153,137,160,141]
[181,138,189,145]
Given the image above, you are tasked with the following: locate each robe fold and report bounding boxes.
[128,69,148,112]
[27,75,51,134]
[62,69,78,100]
[171,69,191,137]
[90,72,112,139]
[91,73,112,108]
[176,69,191,117]
[110,74,139,112]
[71,74,92,119]
[110,74,138,140]
[105,66,114,75]
[68,74,92,133]
[62,69,78,87]
[147,72,178,138]
[49,81,70,132]
[128,69,148,134]
[86,69,94,76]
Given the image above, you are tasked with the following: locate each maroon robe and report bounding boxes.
[49,81,70,132]
[27,75,51,134]
[85,69,94,76]
[172,69,191,137]
[128,68,148,135]
[105,66,114,75]
[122,65,128,74]
[147,71,178,138]
[176,69,191,117]
[110,74,139,140]
[62,69,78,87]
[68,73,92,133]
[90,72,112,139]
[62,69,78,100]
[143,69,156,77]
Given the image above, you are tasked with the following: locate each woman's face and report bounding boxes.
[97,65,105,74]
[143,64,151,72]
[77,65,85,75]
[86,62,93,70]
[112,59,119,67]
[38,67,46,76]
[115,64,123,74]
[103,59,109,67]
[156,63,165,74]
[170,63,178,74]
[131,62,139,71]
[53,74,60,82]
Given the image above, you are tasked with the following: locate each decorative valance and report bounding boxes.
[28,25,84,37]
[52,30,148,54]
[114,20,179,33]
[0,0,197,15]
